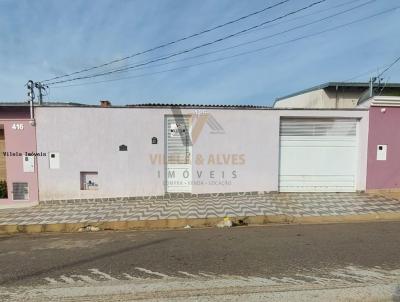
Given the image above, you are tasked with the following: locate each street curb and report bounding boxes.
[1,211,400,234]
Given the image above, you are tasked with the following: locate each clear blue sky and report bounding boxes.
[0,0,399,105]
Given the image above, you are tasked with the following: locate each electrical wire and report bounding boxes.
[41,0,292,83]
[378,76,391,96]
[51,8,397,89]
[377,55,400,78]
[237,0,365,37]
[343,64,390,82]
[55,0,363,80]
[46,0,327,86]
[97,0,375,77]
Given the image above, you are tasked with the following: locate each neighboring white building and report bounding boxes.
[357,95,400,108]
[274,82,400,109]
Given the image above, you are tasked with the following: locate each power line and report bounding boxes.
[87,0,367,78]
[51,8,396,89]
[238,0,365,37]
[378,76,391,96]
[377,58,400,96]
[342,61,397,82]
[377,55,400,78]
[102,0,375,77]
[46,0,367,85]
[41,0,291,83]
[46,0,327,86]
[99,0,367,77]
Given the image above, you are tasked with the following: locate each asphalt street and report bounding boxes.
[1,221,400,288]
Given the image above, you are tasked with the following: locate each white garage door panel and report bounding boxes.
[279,119,358,192]
[281,136,357,146]
[280,143,357,174]
[279,176,355,192]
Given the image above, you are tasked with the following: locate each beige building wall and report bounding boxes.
[274,88,364,109]
[274,89,329,108]
[325,89,362,108]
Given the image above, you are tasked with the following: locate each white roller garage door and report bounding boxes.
[279,118,358,192]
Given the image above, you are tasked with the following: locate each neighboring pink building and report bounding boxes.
[0,104,39,208]
[366,97,400,190]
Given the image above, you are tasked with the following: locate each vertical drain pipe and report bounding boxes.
[27,80,35,121]
[30,99,34,120]
[335,85,339,109]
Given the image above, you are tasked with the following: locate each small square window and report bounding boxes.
[80,172,99,190]
[12,182,29,200]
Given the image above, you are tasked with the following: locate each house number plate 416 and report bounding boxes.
[11,123,24,130]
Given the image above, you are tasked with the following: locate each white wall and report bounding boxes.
[35,107,369,200]
[36,108,165,200]
[191,109,280,194]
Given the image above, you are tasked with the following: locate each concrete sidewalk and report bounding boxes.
[1,192,400,234]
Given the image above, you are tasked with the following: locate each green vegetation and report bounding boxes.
[0,180,7,199]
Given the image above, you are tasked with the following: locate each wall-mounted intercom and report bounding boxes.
[377,145,387,161]
[49,152,60,169]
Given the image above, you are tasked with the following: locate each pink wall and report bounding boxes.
[367,106,400,189]
[0,119,39,205]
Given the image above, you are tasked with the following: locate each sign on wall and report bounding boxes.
[11,123,24,130]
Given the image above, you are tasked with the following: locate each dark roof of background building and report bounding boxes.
[0,101,371,111]
[275,82,400,102]
[0,101,88,107]
[0,101,270,109]
[125,103,269,109]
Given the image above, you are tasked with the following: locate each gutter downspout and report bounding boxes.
[30,99,34,120]
[369,77,377,98]
[335,85,339,109]
[27,80,35,122]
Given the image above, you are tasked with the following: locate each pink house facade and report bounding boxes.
[366,97,400,190]
[0,104,39,208]
[1,96,399,208]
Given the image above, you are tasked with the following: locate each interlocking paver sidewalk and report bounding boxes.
[1,192,400,226]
